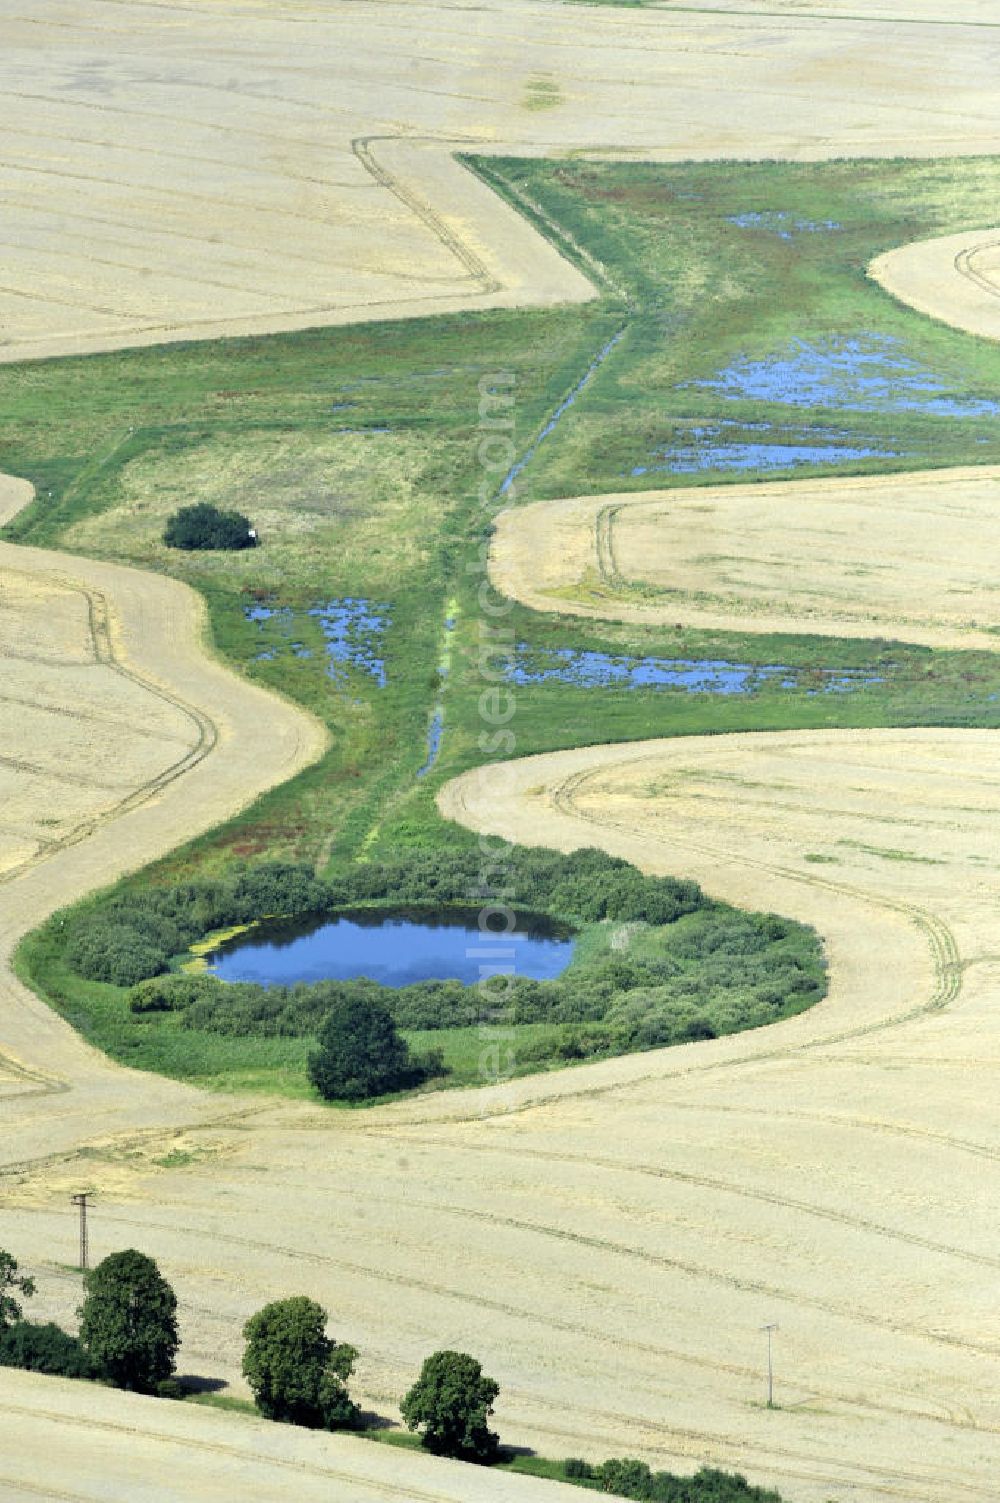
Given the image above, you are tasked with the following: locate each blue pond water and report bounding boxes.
[245,599,388,685]
[631,420,899,476]
[246,603,290,625]
[508,648,880,695]
[207,908,576,988]
[689,335,1000,418]
[727,211,840,240]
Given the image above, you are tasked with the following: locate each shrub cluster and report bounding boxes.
[163,501,256,551]
[564,1457,782,1501]
[64,861,332,986]
[0,1247,175,1392]
[128,906,824,1068]
[59,851,824,1098]
[323,847,703,926]
[65,851,698,989]
[0,1321,93,1378]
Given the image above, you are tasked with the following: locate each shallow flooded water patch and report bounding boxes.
[727,211,840,239]
[245,597,389,685]
[689,335,1000,418]
[508,647,881,695]
[308,598,389,686]
[630,422,899,476]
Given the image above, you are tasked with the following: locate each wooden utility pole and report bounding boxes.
[761,1322,779,1408]
[70,1194,90,1272]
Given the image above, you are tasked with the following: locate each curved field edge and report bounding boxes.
[7,155,998,1106]
[869,225,1000,341]
[6,148,1000,1501]
[0,471,327,1117]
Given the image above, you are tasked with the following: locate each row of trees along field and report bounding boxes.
[0,1246,786,1500]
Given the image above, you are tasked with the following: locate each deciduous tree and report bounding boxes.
[242,1296,358,1430]
[78,1249,178,1391]
[0,1251,35,1332]
[401,1349,500,1462]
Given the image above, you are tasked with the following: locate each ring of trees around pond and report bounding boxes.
[24,852,826,1101]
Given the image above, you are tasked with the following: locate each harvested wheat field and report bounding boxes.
[0,471,326,1150]
[5,2,1000,1501]
[0,1368,582,1503]
[4,0,1000,362]
[489,465,1000,650]
[872,228,1000,341]
[7,724,1000,1502]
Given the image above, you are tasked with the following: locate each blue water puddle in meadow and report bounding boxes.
[689,335,1000,418]
[245,604,290,625]
[727,211,840,240]
[500,328,626,496]
[508,648,881,696]
[631,422,899,476]
[416,613,457,779]
[417,711,444,779]
[245,598,388,685]
[308,599,389,686]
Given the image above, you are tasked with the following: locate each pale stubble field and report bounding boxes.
[4,2,1000,1500]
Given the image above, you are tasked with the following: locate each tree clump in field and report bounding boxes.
[242,1296,358,1430]
[163,501,256,551]
[78,1249,178,1391]
[139,906,824,1071]
[66,920,175,987]
[307,993,438,1100]
[401,1349,500,1462]
[62,849,703,992]
[0,1249,95,1380]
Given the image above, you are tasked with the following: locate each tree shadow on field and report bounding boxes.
[178,1374,228,1394]
[356,1408,396,1432]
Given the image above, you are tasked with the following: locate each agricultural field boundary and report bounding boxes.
[0,471,327,1152]
[5,2,1000,1495]
[870,226,1000,341]
[489,465,1000,652]
[5,173,1000,1503]
[5,0,1000,363]
[0,1368,581,1503]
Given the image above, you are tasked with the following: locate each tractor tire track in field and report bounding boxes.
[354,1127,1000,1276]
[0,470,328,1113]
[67,1195,1000,1381]
[5,36,1000,1491]
[550,759,965,1045]
[0,581,217,891]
